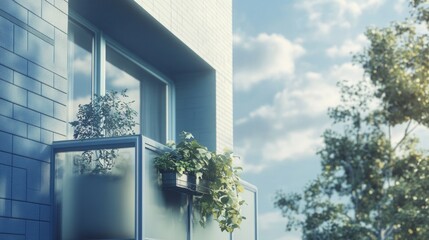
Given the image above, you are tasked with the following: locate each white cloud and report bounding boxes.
[238,160,267,174]
[296,0,385,35]
[234,33,305,91]
[330,62,364,83]
[305,72,323,81]
[259,211,302,240]
[106,62,141,89]
[248,76,340,124]
[394,0,407,13]
[416,22,429,35]
[259,211,285,230]
[234,141,268,174]
[275,235,301,240]
[235,117,249,126]
[72,54,92,75]
[262,129,323,162]
[233,33,243,44]
[234,63,364,169]
[326,34,368,58]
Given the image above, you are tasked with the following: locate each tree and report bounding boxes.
[274,1,429,239]
[70,90,137,174]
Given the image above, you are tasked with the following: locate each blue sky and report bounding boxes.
[232,0,409,239]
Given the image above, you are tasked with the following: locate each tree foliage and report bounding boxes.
[70,90,137,174]
[275,1,429,239]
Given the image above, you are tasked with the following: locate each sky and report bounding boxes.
[232,0,410,239]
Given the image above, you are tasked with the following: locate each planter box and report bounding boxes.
[195,179,210,196]
[161,172,211,195]
[162,172,196,195]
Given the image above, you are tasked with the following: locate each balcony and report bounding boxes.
[52,135,257,240]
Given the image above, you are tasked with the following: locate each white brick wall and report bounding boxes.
[134,0,233,151]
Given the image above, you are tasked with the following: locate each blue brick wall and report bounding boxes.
[1,1,235,239]
[0,0,68,239]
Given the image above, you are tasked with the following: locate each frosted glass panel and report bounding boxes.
[144,148,188,240]
[192,211,230,240]
[233,189,256,240]
[55,148,135,240]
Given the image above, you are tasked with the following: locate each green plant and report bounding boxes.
[154,132,211,178]
[275,2,429,238]
[195,150,246,232]
[154,132,246,232]
[70,90,137,174]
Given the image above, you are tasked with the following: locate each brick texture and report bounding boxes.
[135,0,233,151]
[0,1,233,239]
[0,1,67,239]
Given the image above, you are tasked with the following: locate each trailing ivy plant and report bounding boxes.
[194,150,246,233]
[70,90,137,174]
[154,132,246,232]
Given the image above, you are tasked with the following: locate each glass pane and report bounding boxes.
[192,211,231,240]
[106,46,166,143]
[143,148,188,240]
[233,189,256,240]
[142,75,166,143]
[68,21,93,138]
[106,46,141,134]
[55,148,135,240]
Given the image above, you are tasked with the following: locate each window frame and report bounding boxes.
[68,12,175,143]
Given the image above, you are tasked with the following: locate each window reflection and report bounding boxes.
[106,46,141,134]
[68,20,168,143]
[68,21,93,137]
[106,46,166,143]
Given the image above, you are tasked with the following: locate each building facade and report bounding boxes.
[0,0,257,239]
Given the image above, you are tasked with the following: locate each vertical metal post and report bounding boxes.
[95,31,106,96]
[137,136,143,240]
[188,195,193,240]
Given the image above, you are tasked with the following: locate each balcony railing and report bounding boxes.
[52,135,258,240]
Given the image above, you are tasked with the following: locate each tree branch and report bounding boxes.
[388,124,392,147]
[383,224,394,240]
[392,120,418,152]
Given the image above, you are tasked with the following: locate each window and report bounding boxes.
[68,17,169,143]
[105,45,142,133]
[105,45,166,142]
[67,21,93,127]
